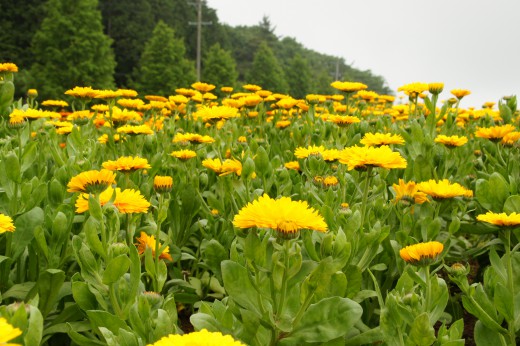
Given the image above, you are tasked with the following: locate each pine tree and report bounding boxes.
[100,0,155,87]
[30,0,115,99]
[247,42,288,93]
[285,54,313,98]
[202,43,238,90]
[135,21,196,96]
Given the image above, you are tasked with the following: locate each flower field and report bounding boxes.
[1,62,520,345]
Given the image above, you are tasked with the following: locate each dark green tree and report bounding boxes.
[202,43,238,89]
[285,54,313,98]
[247,41,288,93]
[134,21,195,95]
[99,0,155,87]
[30,0,116,99]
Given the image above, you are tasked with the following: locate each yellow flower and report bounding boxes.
[191,82,216,92]
[322,176,339,188]
[392,179,429,205]
[0,63,19,73]
[117,89,138,98]
[41,100,69,108]
[339,145,407,171]
[116,124,154,135]
[428,83,444,95]
[331,81,368,93]
[400,241,444,266]
[475,124,516,141]
[477,211,520,227]
[397,82,428,96]
[276,97,299,110]
[102,156,151,173]
[241,94,263,107]
[202,158,223,174]
[145,95,168,102]
[242,84,262,92]
[75,186,150,214]
[0,317,22,346]
[172,132,215,144]
[147,329,245,346]
[135,232,172,261]
[502,131,520,146]
[434,135,468,147]
[97,134,121,144]
[193,106,240,122]
[327,115,361,127]
[220,159,242,176]
[256,90,273,98]
[294,145,325,159]
[306,94,326,104]
[451,89,471,99]
[284,161,300,171]
[233,194,327,238]
[360,133,405,147]
[8,114,26,129]
[117,98,145,109]
[356,90,378,101]
[417,179,471,199]
[95,89,122,99]
[154,176,173,193]
[67,169,116,194]
[276,120,291,128]
[65,86,99,99]
[171,150,197,161]
[221,86,234,93]
[0,213,15,234]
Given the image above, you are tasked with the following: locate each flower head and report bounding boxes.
[502,131,520,146]
[294,145,326,159]
[170,149,197,161]
[451,89,471,99]
[327,115,361,127]
[434,135,468,147]
[477,211,520,227]
[67,169,116,194]
[0,317,22,346]
[172,132,215,144]
[193,105,240,122]
[191,82,216,92]
[75,186,150,214]
[392,179,429,205]
[233,194,327,238]
[147,329,245,346]
[400,241,444,266]
[284,161,300,171]
[417,179,471,199]
[135,232,172,261]
[102,156,151,173]
[0,63,18,73]
[475,124,516,141]
[0,213,15,234]
[154,176,173,193]
[331,81,368,93]
[360,133,405,147]
[116,124,154,135]
[428,83,444,95]
[339,145,407,171]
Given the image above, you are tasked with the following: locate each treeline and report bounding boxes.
[0,0,391,99]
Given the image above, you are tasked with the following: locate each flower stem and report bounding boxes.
[504,230,516,345]
[360,166,374,231]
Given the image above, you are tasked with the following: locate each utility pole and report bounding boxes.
[189,0,212,81]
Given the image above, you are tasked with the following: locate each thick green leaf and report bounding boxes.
[409,312,436,346]
[283,297,362,344]
[38,269,66,317]
[504,195,520,213]
[475,173,509,212]
[102,255,131,285]
[86,310,130,334]
[24,305,43,346]
[221,260,261,316]
[12,207,44,260]
[474,320,504,346]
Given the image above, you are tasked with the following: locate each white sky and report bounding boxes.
[206,0,520,108]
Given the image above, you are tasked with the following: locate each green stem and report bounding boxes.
[292,287,315,329]
[109,284,124,318]
[505,230,516,346]
[96,194,108,260]
[360,166,374,231]
[154,194,165,292]
[424,265,432,313]
[276,240,292,318]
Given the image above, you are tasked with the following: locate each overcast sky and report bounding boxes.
[206,0,520,108]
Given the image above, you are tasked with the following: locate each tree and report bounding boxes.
[247,41,288,93]
[134,21,195,95]
[202,43,238,90]
[30,0,115,99]
[99,0,155,87]
[285,54,313,98]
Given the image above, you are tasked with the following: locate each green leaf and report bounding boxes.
[72,281,98,311]
[203,239,228,280]
[283,297,362,344]
[24,305,43,346]
[494,282,513,321]
[474,320,504,346]
[102,255,131,285]
[475,173,510,212]
[409,312,436,346]
[11,207,44,260]
[38,269,66,317]
[221,260,261,316]
[86,310,130,334]
[84,217,106,258]
[504,195,520,213]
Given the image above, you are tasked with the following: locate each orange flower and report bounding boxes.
[135,232,172,261]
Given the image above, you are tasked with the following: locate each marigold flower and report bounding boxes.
[451,89,471,99]
[8,114,26,129]
[170,150,197,161]
[118,98,145,109]
[41,100,69,108]
[276,120,291,128]
[242,84,262,92]
[67,169,116,194]
[135,232,172,261]
[360,133,405,146]
[241,94,263,107]
[417,179,471,199]
[284,161,300,171]
[339,145,407,171]
[357,90,378,101]
[331,81,368,93]
[102,156,151,173]
[116,124,154,135]
[193,106,239,122]
[294,145,326,159]
[172,132,215,144]
[322,176,339,188]
[428,83,444,95]
[154,176,173,193]
[400,241,444,266]
[191,82,216,92]
[475,124,516,141]
[256,90,273,98]
[476,211,520,227]
[0,213,16,234]
[75,186,150,214]
[0,62,18,73]
[97,134,121,144]
[221,86,233,93]
[392,179,429,205]
[202,158,223,174]
[276,97,299,109]
[434,135,468,147]
[502,131,520,146]
[147,329,245,346]
[327,114,361,127]
[220,159,242,176]
[65,86,98,99]
[233,194,327,238]
[398,82,428,96]
[0,317,22,345]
